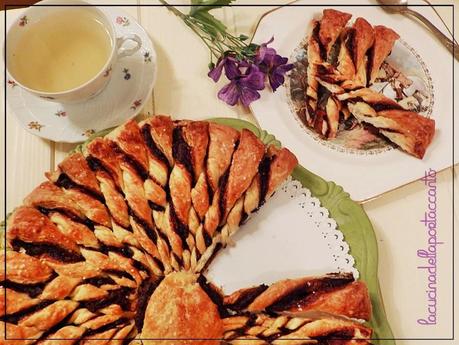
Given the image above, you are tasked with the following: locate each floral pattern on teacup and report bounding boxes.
[19,16,28,26]
[83,129,96,137]
[8,80,17,88]
[28,121,43,131]
[123,68,131,80]
[130,99,142,110]
[143,52,152,63]
[103,66,112,77]
[116,16,130,26]
[55,110,66,117]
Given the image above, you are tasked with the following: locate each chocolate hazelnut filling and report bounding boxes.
[169,202,190,251]
[82,276,116,287]
[267,274,354,312]
[11,239,84,263]
[56,173,105,203]
[0,300,54,324]
[258,155,273,207]
[0,272,57,297]
[141,124,171,172]
[37,206,95,230]
[83,317,129,337]
[225,285,269,311]
[172,126,195,184]
[197,275,227,317]
[110,142,149,181]
[135,278,163,332]
[80,286,133,312]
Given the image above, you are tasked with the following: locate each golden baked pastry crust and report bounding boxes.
[301,9,434,158]
[369,25,400,84]
[141,272,223,345]
[343,89,436,158]
[319,9,352,57]
[2,115,374,344]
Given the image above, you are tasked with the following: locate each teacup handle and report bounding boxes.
[117,34,142,59]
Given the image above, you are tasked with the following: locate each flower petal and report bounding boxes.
[217,81,240,106]
[240,65,266,91]
[271,54,289,67]
[208,58,225,82]
[269,72,285,91]
[240,87,261,107]
[224,57,241,80]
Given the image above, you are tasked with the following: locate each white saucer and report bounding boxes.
[6,7,157,143]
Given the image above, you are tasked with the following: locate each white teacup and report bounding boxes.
[6,0,142,104]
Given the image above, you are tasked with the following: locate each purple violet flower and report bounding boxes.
[255,37,294,92]
[208,37,292,106]
[208,56,240,82]
[218,64,265,107]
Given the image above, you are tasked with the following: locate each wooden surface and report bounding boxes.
[1,0,458,343]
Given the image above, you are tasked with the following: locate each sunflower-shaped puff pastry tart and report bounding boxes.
[301,9,435,158]
[2,116,373,344]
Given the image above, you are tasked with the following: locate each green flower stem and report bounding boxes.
[159,0,254,65]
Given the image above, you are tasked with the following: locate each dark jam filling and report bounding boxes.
[141,124,171,171]
[148,201,165,212]
[314,329,357,343]
[217,169,230,221]
[371,102,402,112]
[11,239,84,263]
[103,269,134,281]
[317,84,331,110]
[0,272,57,298]
[197,274,227,317]
[169,203,190,251]
[328,36,342,66]
[129,209,157,244]
[82,276,116,287]
[217,138,239,224]
[151,257,165,272]
[132,259,152,273]
[239,211,249,226]
[225,284,269,311]
[203,230,213,248]
[345,28,357,66]
[55,173,105,203]
[366,46,375,86]
[0,299,54,324]
[312,22,327,61]
[96,244,134,258]
[267,274,354,312]
[80,286,133,312]
[83,317,129,337]
[36,313,74,342]
[134,278,163,332]
[110,142,149,181]
[172,126,195,184]
[86,155,125,195]
[258,155,273,207]
[37,206,95,230]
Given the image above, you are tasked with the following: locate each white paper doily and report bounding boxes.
[207,177,358,294]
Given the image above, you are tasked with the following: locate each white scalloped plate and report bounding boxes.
[207,177,357,293]
[250,0,457,202]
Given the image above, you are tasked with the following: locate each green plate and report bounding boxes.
[209,118,395,345]
[2,117,394,344]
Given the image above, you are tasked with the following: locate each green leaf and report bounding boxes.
[239,34,249,41]
[193,11,227,35]
[189,0,235,17]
